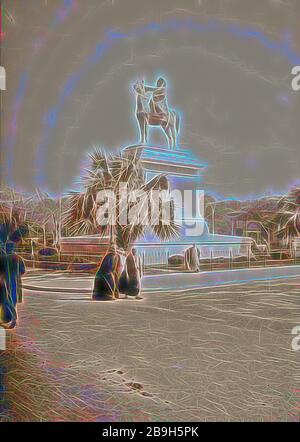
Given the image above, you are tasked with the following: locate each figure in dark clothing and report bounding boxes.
[0,241,25,329]
[184,244,201,272]
[92,245,121,301]
[0,243,16,328]
[0,222,28,328]
[118,248,143,299]
[5,241,26,305]
[0,242,9,326]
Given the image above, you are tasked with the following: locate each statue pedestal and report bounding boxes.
[123,144,205,180]
[123,144,251,264]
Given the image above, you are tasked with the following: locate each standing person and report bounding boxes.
[92,244,121,301]
[132,248,143,280]
[114,249,126,299]
[5,241,26,305]
[119,248,143,299]
[0,241,8,327]
[2,241,26,328]
[184,244,201,272]
[0,242,17,329]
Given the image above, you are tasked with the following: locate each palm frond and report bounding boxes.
[63,147,179,248]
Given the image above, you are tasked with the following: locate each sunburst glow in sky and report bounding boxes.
[2,0,300,199]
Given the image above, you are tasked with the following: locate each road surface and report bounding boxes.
[1,278,300,421]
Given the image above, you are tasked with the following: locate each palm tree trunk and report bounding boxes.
[109,224,116,246]
[43,224,46,246]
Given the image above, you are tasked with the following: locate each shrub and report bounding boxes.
[168,254,184,266]
[38,247,58,256]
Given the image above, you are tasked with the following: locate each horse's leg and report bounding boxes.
[141,119,146,144]
[171,122,177,149]
[169,113,177,149]
[170,128,176,149]
[142,113,150,144]
[166,120,174,149]
[136,113,142,143]
[137,113,146,144]
[144,119,148,144]
[163,125,172,149]
[165,115,176,149]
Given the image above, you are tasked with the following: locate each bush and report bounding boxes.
[59,254,100,264]
[38,247,58,262]
[67,262,98,273]
[232,256,248,262]
[168,254,184,266]
[38,247,58,256]
[39,262,68,270]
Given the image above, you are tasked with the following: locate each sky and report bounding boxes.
[1,0,300,199]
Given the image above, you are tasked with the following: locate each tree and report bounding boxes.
[32,190,62,247]
[64,148,179,251]
[225,196,283,252]
[0,188,32,245]
[275,186,300,247]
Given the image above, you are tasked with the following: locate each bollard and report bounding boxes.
[0,66,6,91]
[0,327,6,351]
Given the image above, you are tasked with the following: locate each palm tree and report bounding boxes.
[0,187,32,245]
[64,148,179,251]
[276,186,300,248]
[204,196,217,234]
[228,197,281,250]
[32,190,62,247]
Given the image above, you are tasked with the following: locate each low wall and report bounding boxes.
[59,235,252,266]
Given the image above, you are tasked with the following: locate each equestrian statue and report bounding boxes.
[133,77,180,149]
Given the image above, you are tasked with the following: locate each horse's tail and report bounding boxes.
[175,111,180,135]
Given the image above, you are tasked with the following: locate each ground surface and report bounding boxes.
[1,278,300,421]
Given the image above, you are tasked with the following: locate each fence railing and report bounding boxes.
[17,248,300,274]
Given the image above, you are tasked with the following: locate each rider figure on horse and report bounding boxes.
[144,77,168,118]
[133,77,169,118]
[133,77,179,149]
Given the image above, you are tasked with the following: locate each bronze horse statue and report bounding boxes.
[133,79,180,149]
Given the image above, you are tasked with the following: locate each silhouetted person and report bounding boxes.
[184,244,200,272]
[0,222,28,328]
[5,241,26,305]
[0,242,17,328]
[92,244,121,301]
[114,249,126,299]
[0,241,8,326]
[119,248,143,299]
